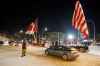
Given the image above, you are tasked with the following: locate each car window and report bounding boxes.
[56,46,65,50]
[58,46,63,50]
[50,46,71,51]
[62,47,71,51]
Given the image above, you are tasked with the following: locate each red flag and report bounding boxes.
[26,18,38,34]
[72,1,89,39]
[26,22,35,34]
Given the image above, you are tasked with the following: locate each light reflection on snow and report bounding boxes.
[88,45,100,56]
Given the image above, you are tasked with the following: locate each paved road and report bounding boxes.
[0,45,100,66]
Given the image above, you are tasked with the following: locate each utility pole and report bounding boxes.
[88,20,96,45]
[58,32,60,45]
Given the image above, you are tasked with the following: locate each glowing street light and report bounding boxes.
[44,27,48,40]
[44,27,48,31]
[67,34,74,40]
[19,30,23,33]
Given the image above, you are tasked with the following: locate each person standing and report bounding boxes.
[21,40,27,57]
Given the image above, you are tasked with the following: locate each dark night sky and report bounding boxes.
[0,0,100,34]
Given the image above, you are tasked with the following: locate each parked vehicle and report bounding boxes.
[45,45,79,60]
[72,45,88,52]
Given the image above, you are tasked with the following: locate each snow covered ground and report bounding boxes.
[88,45,100,56]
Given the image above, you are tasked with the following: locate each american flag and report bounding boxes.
[26,18,38,34]
[72,0,89,39]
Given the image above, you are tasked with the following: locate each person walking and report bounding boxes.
[21,40,27,57]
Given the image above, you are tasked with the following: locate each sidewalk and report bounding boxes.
[88,46,100,56]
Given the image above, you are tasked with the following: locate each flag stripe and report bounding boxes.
[72,1,89,39]
[72,1,80,27]
[80,22,87,32]
[80,21,86,32]
[75,7,81,28]
[74,2,80,21]
[75,12,83,29]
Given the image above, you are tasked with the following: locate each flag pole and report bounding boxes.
[88,20,96,45]
[33,32,36,41]
[77,30,80,44]
[58,32,60,45]
[36,32,38,44]
[35,17,38,44]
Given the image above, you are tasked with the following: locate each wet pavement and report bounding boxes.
[0,45,100,66]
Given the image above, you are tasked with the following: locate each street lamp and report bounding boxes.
[67,34,74,45]
[44,27,48,39]
[88,20,96,41]
[19,30,23,33]
[67,34,74,40]
[88,20,96,45]
[44,27,48,32]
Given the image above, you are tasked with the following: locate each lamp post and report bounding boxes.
[19,30,24,40]
[88,20,96,44]
[44,27,48,40]
[67,34,74,44]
